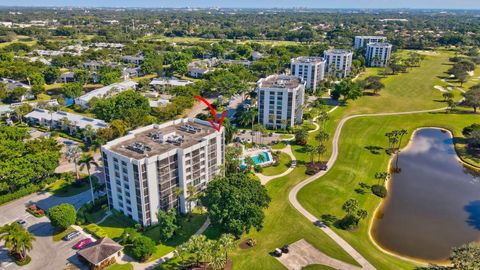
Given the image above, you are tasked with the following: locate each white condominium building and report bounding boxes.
[290,56,326,93]
[354,36,387,50]
[75,80,138,108]
[257,75,305,129]
[324,49,353,79]
[366,42,393,67]
[101,118,225,226]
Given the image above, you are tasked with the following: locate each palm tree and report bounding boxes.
[0,222,35,262]
[186,184,197,214]
[315,144,326,163]
[317,112,329,130]
[47,106,57,130]
[65,145,80,179]
[257,153,266,164]
[217,234,235,262]
[269,114,276,130]
[209,252,227,270]
[78,153,98,204]
[186,235,208,267]
[304,144,315,164]
[173,187,184,213]
[280,119,288,130]
[315,131,329,145]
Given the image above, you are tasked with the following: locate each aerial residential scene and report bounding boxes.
[0,0,479,269]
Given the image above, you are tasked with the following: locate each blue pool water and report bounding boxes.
[240,151,271,169]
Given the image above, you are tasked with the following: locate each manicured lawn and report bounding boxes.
[105,263,133,270]
[261,152,291,176]
[143,212,208,261]
[47,176,98,197]
[270,142,287,150]
[97,211,137,239]
[229,168,359,270]
[297,112,478,270]
[52,226,76,242]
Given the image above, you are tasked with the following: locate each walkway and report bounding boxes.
[117,218,211,270]
[288,107,447,270]
[256,144,296,185]
[276,239,362,270]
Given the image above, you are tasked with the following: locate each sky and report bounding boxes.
[0,0,479,9]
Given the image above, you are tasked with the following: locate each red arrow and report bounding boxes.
[194,96,226,132]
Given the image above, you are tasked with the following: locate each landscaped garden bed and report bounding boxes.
[26,204,45,217]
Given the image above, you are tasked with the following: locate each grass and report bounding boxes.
[228,168,360,270]
[97,210,137,240]
[261,152,291,176]
[105,263,133,270]
[297,111,478,269]
[47,176,98,197]
[270,142,287,150]
[52,226,76,242]
[143,211,208,261]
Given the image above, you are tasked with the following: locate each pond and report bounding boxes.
[371,128,480,262]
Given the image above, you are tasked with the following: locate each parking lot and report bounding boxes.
[0,190,94,270]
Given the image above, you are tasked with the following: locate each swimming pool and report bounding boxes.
[241,151,273,169]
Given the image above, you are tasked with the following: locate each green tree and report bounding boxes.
[463,86,480,113]
[342,199,359,215]
[217,233,235,262]
[331,79,362,102]
[156,209,178,242]
[0,222,35,262]
[131,236,157,262]
[43,66,61,84]
[295,128,309,145]
[48,203,76,231]
[201,173,271,238]
[450,242,480,269]
[62,83,83,98]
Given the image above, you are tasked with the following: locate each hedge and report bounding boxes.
[0,184,42,206]
[85,223,107,238]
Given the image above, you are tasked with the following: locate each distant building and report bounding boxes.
[256,74,305,129]
[25,109,107,135]
[290,56,326,93]
[75,80,138,108]
[101,118,224,225]
[122,55,144,65]
[219,59,251,68]
[251,51,264,61]
[365,42,393,67]
[354,36,387,50]
[121,67,142,80]
[0,78,34,101]
[60,72,75,83]
[188,59,218,78]
[324,49,353,79]
[149,77,193,90]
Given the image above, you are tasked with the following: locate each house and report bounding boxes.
[149,99,170,108]
[84,60,106,70]
[122,55,144,65]
[77,238,123,270]
[121,67,142,80]
[252,51,264,61]
[25,109,107,135]
[60,72,75,83]
[219,59,252,68]
[149,77,193,90]
[188,58,218,78]
[75,80,138,108]
[0,78,34,101]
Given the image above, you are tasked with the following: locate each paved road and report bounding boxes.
[288,107,447,270]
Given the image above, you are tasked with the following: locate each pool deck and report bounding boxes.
[242,147,275,167]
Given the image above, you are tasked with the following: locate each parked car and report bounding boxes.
[73,238,93,250]
[273,248,283,257]
[281,245,289,254]
[16,219,27,227]
[64,230,81,241]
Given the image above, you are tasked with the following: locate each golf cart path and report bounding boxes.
[289,107,447,270]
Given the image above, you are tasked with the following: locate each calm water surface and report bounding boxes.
[371,128,480,261]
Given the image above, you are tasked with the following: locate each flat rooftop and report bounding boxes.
[258,74,302,89]
[324,49,353,55]
[367,42,393,47]
[355,36,386,39]
[107,119,217,159]
[291,56,325,64]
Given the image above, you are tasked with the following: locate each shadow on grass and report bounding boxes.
[364,145,384,155]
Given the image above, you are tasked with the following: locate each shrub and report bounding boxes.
[253,165,263,173]
[85,223,108,238]
[371,185,388,198]
[26,204,45,217]
[130,236,157,262]
[12,254,31,266]
[305,162,327,175]
[337,214,359,230]
[0,184,42,206]
[48,203,77,230]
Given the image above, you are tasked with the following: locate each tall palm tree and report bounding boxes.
[78,153,98,204]
[317,112,329,130]
[304,144,315,164]
[209,252,227,270]
[65,145,80,179]
[173,187,184,213]
[315,144,326,163]
[315,131,329,145]
[186,184,197,214]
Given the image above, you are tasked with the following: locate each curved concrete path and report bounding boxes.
[257,144,296,185]
[289,107,447,270]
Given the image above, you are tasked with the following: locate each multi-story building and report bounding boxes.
[256,75,305,129]
[365,42,393,67]
[354,36,387,50]
[324,49,353,79]
[75,80,137,108]
[101,118,224,226]
[290,56,326,93]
